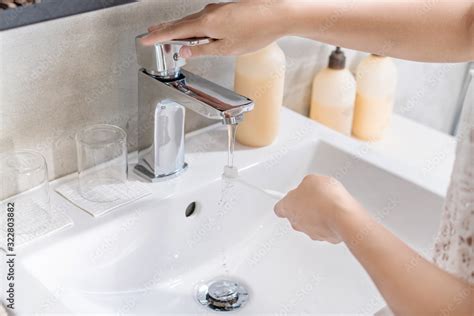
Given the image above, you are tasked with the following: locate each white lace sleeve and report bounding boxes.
[433,87,474,283]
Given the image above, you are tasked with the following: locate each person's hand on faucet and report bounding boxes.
[140,2,288,58]
[274,174,367,244]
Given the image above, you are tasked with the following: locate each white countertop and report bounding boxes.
[2,107,456,314]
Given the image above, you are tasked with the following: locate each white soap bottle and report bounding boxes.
[352,54,397,141]
[309,47,356,135]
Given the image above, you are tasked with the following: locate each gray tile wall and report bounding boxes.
[0,0,468,179]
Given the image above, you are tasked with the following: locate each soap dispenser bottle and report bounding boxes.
[234,42,286,147]
[309,47,356,135]
[352,54,397,141]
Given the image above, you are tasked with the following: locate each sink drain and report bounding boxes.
[196,279,249,312]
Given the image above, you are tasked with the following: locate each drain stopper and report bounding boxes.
[196,279,249,312]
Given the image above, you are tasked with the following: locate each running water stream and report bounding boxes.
[227,124,238,168]
[223,124,239,178]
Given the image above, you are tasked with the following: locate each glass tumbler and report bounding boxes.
[0,150,51,236]
[75,124,128,203]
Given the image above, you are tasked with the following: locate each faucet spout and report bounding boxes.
[164,69,253,125]
[134,35,254,182]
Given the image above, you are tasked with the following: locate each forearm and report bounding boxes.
[335,207,473,315]
[275,0,473,62]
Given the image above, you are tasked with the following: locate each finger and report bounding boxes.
[148,12,202,33]
[288,212,301,226]
[141,20,205,46]
[326,237,341,244]
[309,234,324,241]
[274,200,287,218]
[289,221,301,232]
[180,41,230,58]
[148,23,167,33]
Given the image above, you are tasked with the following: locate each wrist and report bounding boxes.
[271,1,300,37]
[274,1,318,37]
[331,201,371,245]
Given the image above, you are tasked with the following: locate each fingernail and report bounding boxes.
[180,46,192,58]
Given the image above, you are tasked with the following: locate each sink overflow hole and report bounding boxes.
[185,202,197,217]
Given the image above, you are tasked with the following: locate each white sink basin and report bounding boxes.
[239,140,444,253]
[21,179,277,313]
[235,140,443,314]
[10,109,452,315]
[20,140,444,314]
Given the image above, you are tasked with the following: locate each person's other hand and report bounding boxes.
[140,2,289,58]
[274,174,364,244]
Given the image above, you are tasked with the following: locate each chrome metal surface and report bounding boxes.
[134,162,188,182]
[196,279,249,312]
[134,97,187,181]
[135,34,254,182]
[172,69,254,121]
[135,34,211,78]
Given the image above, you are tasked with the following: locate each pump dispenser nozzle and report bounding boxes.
[328,46,346,70]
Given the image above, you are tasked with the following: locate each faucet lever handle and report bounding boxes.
[136,34,212,79]
[161,37,212,46]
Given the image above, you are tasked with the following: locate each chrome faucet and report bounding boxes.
[134,34,254,182]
